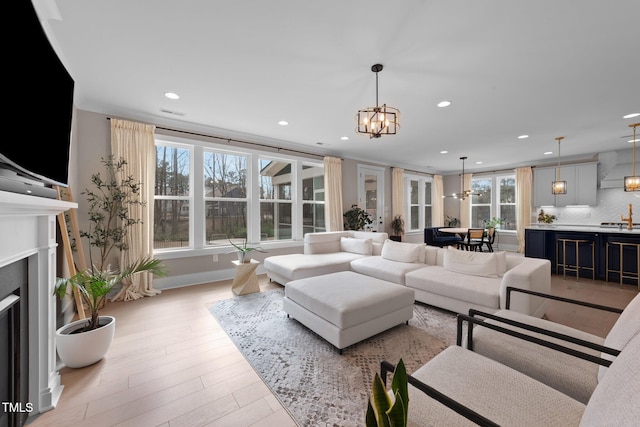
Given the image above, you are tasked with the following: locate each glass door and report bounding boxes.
[357,165,384,232]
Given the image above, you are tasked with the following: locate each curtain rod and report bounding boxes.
[107,117,329,160]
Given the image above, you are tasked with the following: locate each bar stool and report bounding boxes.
[606,241,640,290]
[556,238,595,281]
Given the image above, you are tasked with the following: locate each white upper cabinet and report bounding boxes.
[534,163,597,207]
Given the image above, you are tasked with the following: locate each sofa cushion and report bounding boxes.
[469,309,603,404]
[495,251,508,276]
[381,239,421,263]
[340,236,373,255]
[408,345,586,426]
[372,242,383,256]
[582,332,640,426]
[598,292,640,381]
[424,245,439,265]
[443,248,498,278]
[406,266,501,309]
[351,256,427,285]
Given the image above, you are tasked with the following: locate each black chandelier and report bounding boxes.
[444,157,481,200]
[356,64,400,139]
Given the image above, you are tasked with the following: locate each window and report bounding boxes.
[405,174,432,231]
[470,174,516,230]
[302,164,325,235]
[259,158,292,241]
[204,151,248,245]
[154,143,192,249]
[154,137,323,252]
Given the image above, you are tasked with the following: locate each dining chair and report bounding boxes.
[483,227,496,252]
[459,228,486,251]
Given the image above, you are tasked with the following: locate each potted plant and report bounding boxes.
[365,358,409,427]
[344,204,373,231]
[483,217,504,230]
[54,258,166,368]
[445,215,460,227]
[538,209,556,225]
[53,156,166,368]
[390,215,405,242]
[228,237,265,263]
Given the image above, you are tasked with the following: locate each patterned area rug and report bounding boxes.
[209,288,458,427]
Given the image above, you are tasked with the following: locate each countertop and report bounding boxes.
[526,224,640,234]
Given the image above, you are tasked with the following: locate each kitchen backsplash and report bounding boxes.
[534,188,639,225]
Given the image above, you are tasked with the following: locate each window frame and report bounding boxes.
[404,173,433,232]
[153,135,323,257]
[470,172,516,232]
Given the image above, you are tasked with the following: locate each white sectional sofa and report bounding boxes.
[265,231,551,317]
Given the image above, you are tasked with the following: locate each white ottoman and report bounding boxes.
[283,271,415,352]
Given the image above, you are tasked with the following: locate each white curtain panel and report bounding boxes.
[323,156,344,231]
[392,167,404,236]
[110,118,159,301]
[460,173,472,227]
[433,175,444,226]
[516,167,533,253]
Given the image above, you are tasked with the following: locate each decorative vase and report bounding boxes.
[237,251,249,263]
[55,315,116,368]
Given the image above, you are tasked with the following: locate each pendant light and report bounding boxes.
[624,123,640,191]
[551,136,567,195]
[356,64,400,139]
[443,156,480,200]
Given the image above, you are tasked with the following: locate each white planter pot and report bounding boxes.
[55,316,116,368]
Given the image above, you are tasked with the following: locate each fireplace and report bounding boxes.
[0,191,75,425]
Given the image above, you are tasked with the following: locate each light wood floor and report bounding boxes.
[28,274,638,427]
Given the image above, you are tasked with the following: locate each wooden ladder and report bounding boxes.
[55,186,87,319]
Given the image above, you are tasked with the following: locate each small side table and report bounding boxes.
[231,259,260,295]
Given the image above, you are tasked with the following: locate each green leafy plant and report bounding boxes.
[54,258,166,331]
[55,155,166,328]
[445,215,460,227]
[390,216,405,236]
[538,209,556,224]
[365,358,409,427]
[483,217,504,229]
[81,155,145,270]
[344,204,373,230]
[228,238,265,254]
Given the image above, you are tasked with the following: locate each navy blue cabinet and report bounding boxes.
[525,228,639,285]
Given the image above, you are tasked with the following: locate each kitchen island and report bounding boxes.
[525,224,639,287]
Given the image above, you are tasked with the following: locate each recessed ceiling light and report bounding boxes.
[278,120,289,126]
[437,101,451,108]
[440,150,448,154]
[340,136,349,141]
[475,161,483,165]
[518,135,529,139]
[164,92,180,100]
[544,151,553,155]
[623,113,639,119]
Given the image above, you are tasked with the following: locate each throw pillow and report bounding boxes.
[443,248,498,278]
[381,239,421,263]
[340,237,373,255]
[495,251,507,276]
[372,242,384,256]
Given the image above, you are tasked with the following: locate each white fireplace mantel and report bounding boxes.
[0,190,76,416]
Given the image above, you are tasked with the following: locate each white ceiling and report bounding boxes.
[36,0,640,174]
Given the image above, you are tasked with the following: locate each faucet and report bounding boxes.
[621,203,633,230]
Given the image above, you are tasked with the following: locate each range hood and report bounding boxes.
[598,149,640,189]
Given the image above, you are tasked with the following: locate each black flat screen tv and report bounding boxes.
[0,0,74,189]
